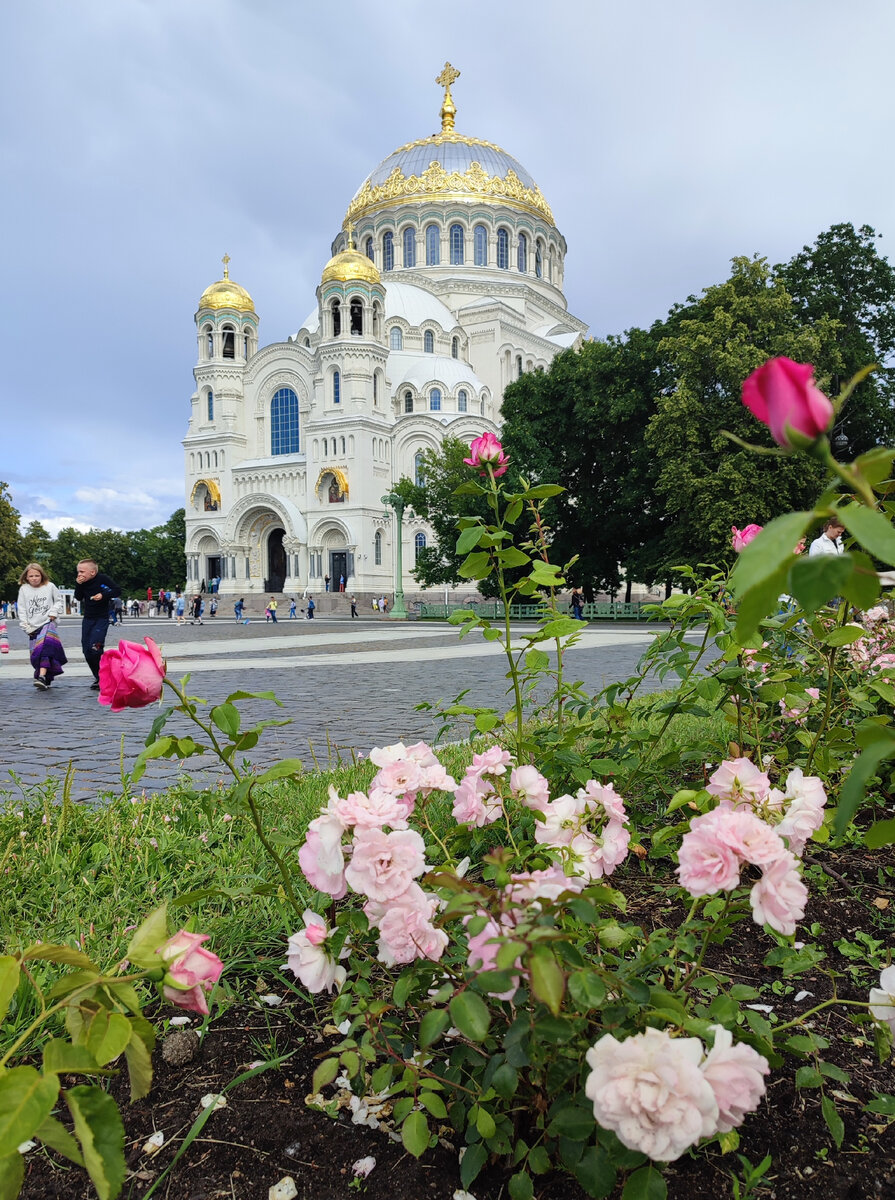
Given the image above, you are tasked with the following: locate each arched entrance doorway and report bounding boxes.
[266,528,287,592]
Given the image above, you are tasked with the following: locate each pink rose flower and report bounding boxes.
[749,851,807,935]
[508,865,584,904]
[365,884,448,966]
[465,911,521,999]
[98,637,165,712]
[298,811,348,899]
[344,827,426,901]
[471,745,514,776]
[717,810,788,868]
[509,765,551,812]
[332,787,409,830]
[706,758,770,807]
[451,774,503,827]
[157,930,223,1015]
[869,966,895,1035]
[372,758,424,797]
[776,768,826,855]
[568,821,630,880]
[741,357,834,450]
[700,1025,769,1133]
[580,780,627,823]
[287,911,346,993]
[584,1028,719,1161]
[534,792,586,847]
[463,431,510,477]
[677,819,742,896]
[731,524,763,552]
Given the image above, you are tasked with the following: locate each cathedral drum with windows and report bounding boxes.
[182,64,587,598]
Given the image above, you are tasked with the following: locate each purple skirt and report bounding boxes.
[30,622,67,680]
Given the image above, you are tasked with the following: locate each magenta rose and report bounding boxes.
[98,637,165,711]
[731,524,763,552]
[156,930,224,1015]
[741,357,834,450]
[463,431,510,477]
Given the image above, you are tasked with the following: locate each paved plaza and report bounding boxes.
[0,615,683,802]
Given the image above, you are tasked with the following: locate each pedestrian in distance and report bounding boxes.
[234,598,244,621]
[190,594,204,624]
[570,588,585,620]
[210,597,217,617]
[307,595,316,619]
[175,591,186,624]
[73,559,120,690]
[289,597,297,618]
[339,573,345,592]
[324,575,331,592]
[809,518,845,557]
[350,595,358,618]
[266,597,278,623]
[18,562,67,690]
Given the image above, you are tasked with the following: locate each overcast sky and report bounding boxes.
[4,0,895,534]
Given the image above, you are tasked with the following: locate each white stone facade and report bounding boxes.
[183,87,587,597]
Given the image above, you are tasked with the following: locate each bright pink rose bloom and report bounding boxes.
[157,930,223,1015]
[749,851,807,935]
[98,637,165,712]
[742,357,834,450]
[706,758,770,807]
[287,911,346,993]
[344,827,426,901]
[700,1025,769,1133]
[731,524,763,553]
[509,764,551,812]
[365,884,448,966]
[463,431,510,477]
[465,911,521,999]
[298,811,348,899]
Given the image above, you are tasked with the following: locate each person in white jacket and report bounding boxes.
[808,518,845,557]
[17,562,67,689]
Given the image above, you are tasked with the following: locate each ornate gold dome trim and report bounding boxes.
[190,478,221,505]
[321,250,381,286]
[345,159,554,226]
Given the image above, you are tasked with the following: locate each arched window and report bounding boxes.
[474,224,488,266]
[271,387,300,455]
[374,530,382,565]
[243,333,249,358]
[404,391,413,413]
[429,388,441,411]
[516,355,523,378]
[213,450,218,468]
[426,224,440,265]
[414,531,427,562]
[414,451,425,486]
[373,372,378,404]
[207,390,214,421]
[331,299,341,337]
[403,226,416,267]
[535,240,543,278]
[517,233,528,273]
[333,370,341,405]
[458,389,468,413]
[341,436,346,454]
[497,228,510,269]
[350,297,363,336]
[451,336,459,359]
[204,326,213,357]
[480,397,486,415]
[322,438,327,456]
[222,324,235,358]
[449,223,464,264]
[382,231,394,272]
[424,329,434,353]
[365,236,374,262]
[390,327,403,350]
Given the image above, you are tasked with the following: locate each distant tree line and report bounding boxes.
[401,223,895,598]
[0,493,186,599]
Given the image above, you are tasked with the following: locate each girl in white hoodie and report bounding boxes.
[17,562,67,689]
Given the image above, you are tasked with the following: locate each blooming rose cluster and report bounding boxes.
[677,757,825,934]
[585,1025,769,1161]
[452,745,514,827]
[845,612,895,678]
[533,779,631,882]
[294,742,452,983]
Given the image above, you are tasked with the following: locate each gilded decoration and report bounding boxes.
[190,478,221,508]
[198,254,256,314]
[344,156,554,226]
[315,467,349,499]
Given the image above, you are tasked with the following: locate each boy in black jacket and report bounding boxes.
[74,559,121,690]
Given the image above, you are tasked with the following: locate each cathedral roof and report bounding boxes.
[344,64,554,227]
[383,281,456,330]
[321,238,381,286]
[198,256,255,313]
[388,351,486,394]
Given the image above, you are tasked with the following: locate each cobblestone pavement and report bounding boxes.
[0,615,692,802]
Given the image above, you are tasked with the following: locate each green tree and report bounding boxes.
[779,222,895,454]
[0,483,25,597]
[20,520,53,570]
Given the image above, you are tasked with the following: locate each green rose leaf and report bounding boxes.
[838,502,895,565]
[497,547,532,568]
[449,991,491,1042]
[622,1164,668,1200]
[456,525,485,554]
[123,1025,154,1101]
[0,957,20,1026]
[509,1171,534,1200]
[256,758,304,784]
[42,1040,101,1076]
[22,944,99,971]
[35,1115,85,1166]
[83,1010,132,1067]
[788,553,854,615]
[865,819,895,849]
[460,1141,488,1188]
[0,1153,23,1197]
[840,550,881,610]
[528,949,565,1016]
[418,1008,450,1048]
[65,1084,126,1200]
[734,562,791,641]
[401,1111,429,1158]
[458,551,493,580]
[125,905,169,970]
[526,484,565,499]
[210,702,241,737]
[821,624,867,646]
[0,1067,60,1157]
[730,512,812,597]
[311,1057,340,1094]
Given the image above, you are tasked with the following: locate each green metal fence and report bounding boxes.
[417,601,649,621]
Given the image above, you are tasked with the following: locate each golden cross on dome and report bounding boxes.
[436,61,460,132]
[344,219,356,250]
[221,253,231,279]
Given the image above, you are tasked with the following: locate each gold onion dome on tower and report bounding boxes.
[198,255,255,313]
[344,63,555,227]
[321,225,381,286]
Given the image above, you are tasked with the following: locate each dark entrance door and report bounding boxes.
[206,556,221,587]
[266,529,287,592]
[330,551,348,591]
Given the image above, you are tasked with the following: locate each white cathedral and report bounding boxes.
[183,66,587,599]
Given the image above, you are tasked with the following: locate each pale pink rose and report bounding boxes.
[677,820,742,896]
[287,911,346,993]
[372,758,424,796]
[731,524,763,553]
[749,852,807,935]
[806,687,821,700]
[157,930,224,1015]
[742,357,834,450]
[298,812,348,899]
[98,637,166,712]
[864,607,889,625]
[452,775,503,827]
[465,911,521,999]
[717,810,787,868]
[869,966,895,1035]
[568,821,630,880]
[417,761,457,796]
[584,1028,719,1161]
[471,746,513,776]
[331,787,409,830]
[509,764,551,812]
[344,827,427,901]
[706,758,770,806]
[776,769,826,855]
[368,741,410,767]
[367,886,448,966]
[508,865,585,904]
[580,780,626,823]
[463,431,510,477]
[700,1025,769,1133]
[534,792,586,847]
[402,741,440,768]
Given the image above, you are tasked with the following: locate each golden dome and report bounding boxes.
[321,231,381,286]
[198,255,255,313]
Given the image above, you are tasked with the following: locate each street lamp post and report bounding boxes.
[381,492,408,619]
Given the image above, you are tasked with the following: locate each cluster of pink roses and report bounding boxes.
[585,1025,769,1161]
[532,779,631,881]
[677,757,826,935]
[845,610,895,677]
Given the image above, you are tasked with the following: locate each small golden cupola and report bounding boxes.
[321,225,381,286]
[198,254,256,313]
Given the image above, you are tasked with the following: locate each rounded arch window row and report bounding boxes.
[189,449,226,473]
[387,323,466,358]
[325,295,383,340]
[198,320,258,362]
[360,218,561,278]
[400,385,488,416]
[312,434,355,459]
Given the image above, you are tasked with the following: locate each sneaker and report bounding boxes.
[33,677,49,690]
[89,680,100,691]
